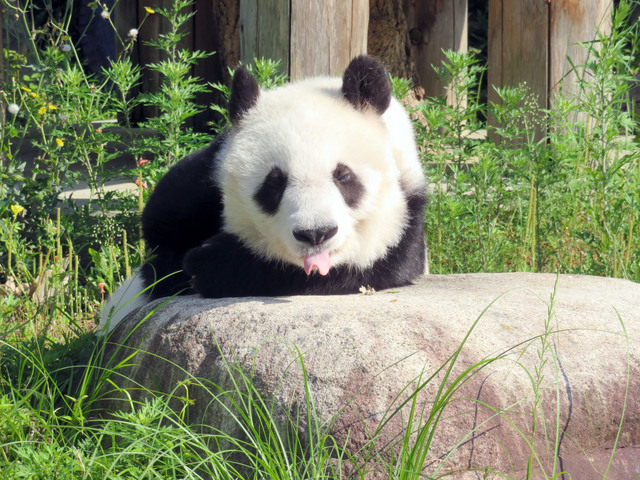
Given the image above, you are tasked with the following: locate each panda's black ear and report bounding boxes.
[229,66,260,124]
[342,56,391,115]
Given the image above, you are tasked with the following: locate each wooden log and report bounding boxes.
[327,0,354,74]
[368,0,415,80]
[405,0,469,101]
[351,0,369,60]
[487,0,549,142]
[193,0,221,131]
[112,0,138,58]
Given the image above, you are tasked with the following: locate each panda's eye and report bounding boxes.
[264,167,287,189]
[333,163,364,208]
[333,164,353,183]
[254,166,288,215]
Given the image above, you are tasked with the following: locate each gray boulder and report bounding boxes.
[103,273,640,479]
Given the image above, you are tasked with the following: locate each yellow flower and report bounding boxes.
[38,106,47,115]
[31,92,38,98]
[21,86,32,93]
[144,6,155,13]
[10,205,24,216]
[55,138,64,147]
[48,103,57,110]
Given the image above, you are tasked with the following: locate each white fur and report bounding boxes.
[382,99,425,193]
[218,77,423,272]
[99,273,147,333]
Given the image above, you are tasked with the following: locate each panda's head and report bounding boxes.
[217,56,415,275]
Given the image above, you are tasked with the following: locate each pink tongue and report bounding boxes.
[303,251,331,276]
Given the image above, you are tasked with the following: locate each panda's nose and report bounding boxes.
[293,226,338,246]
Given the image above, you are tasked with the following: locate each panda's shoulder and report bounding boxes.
[142,134,226,243]
[149,134,227,202]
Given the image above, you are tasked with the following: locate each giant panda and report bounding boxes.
[102,56,427,332]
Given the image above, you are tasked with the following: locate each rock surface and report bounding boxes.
[103,273,640,479]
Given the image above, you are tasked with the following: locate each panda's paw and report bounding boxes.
[183,244,224,298]
[183,233,251,298]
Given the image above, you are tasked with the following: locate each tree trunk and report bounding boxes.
[368,0,416,81]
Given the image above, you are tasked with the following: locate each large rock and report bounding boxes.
[103,273,640,479]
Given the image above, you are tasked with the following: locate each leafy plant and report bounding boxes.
[136,0,213,169]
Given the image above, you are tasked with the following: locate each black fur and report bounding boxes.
[229,66,260,124]
[139,57,426,300]
[333,163,364,208]
[342,56,392,115]
[140,136,226,299]
[253,167,288,215]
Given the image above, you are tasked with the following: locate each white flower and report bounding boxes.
[8,103,20,115]
[101,9,110,19]
[128,28,138,39]
[61,44,72,52]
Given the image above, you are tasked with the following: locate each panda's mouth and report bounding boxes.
[303,251,331,276]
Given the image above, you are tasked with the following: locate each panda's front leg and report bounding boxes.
[183,232,304,298]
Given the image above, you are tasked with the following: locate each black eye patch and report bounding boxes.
[333,163,364,208]
[254,167,288,215]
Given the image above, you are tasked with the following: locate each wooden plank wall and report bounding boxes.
[113,0,370,125]
[109,0,614,133]
[239,0,369,78]
[113,0,221,130]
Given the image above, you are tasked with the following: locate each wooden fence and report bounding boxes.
[0,0,592,131]
[108,0,615,129]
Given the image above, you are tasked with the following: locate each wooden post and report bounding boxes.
[487,0,613,127]
[239,0,291,73]
[549,1,612,99]
[487,0,549,113]
[405,0,468,101]
[239,0,369,79]
[112,0,164,121]
[291,0,369,78]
